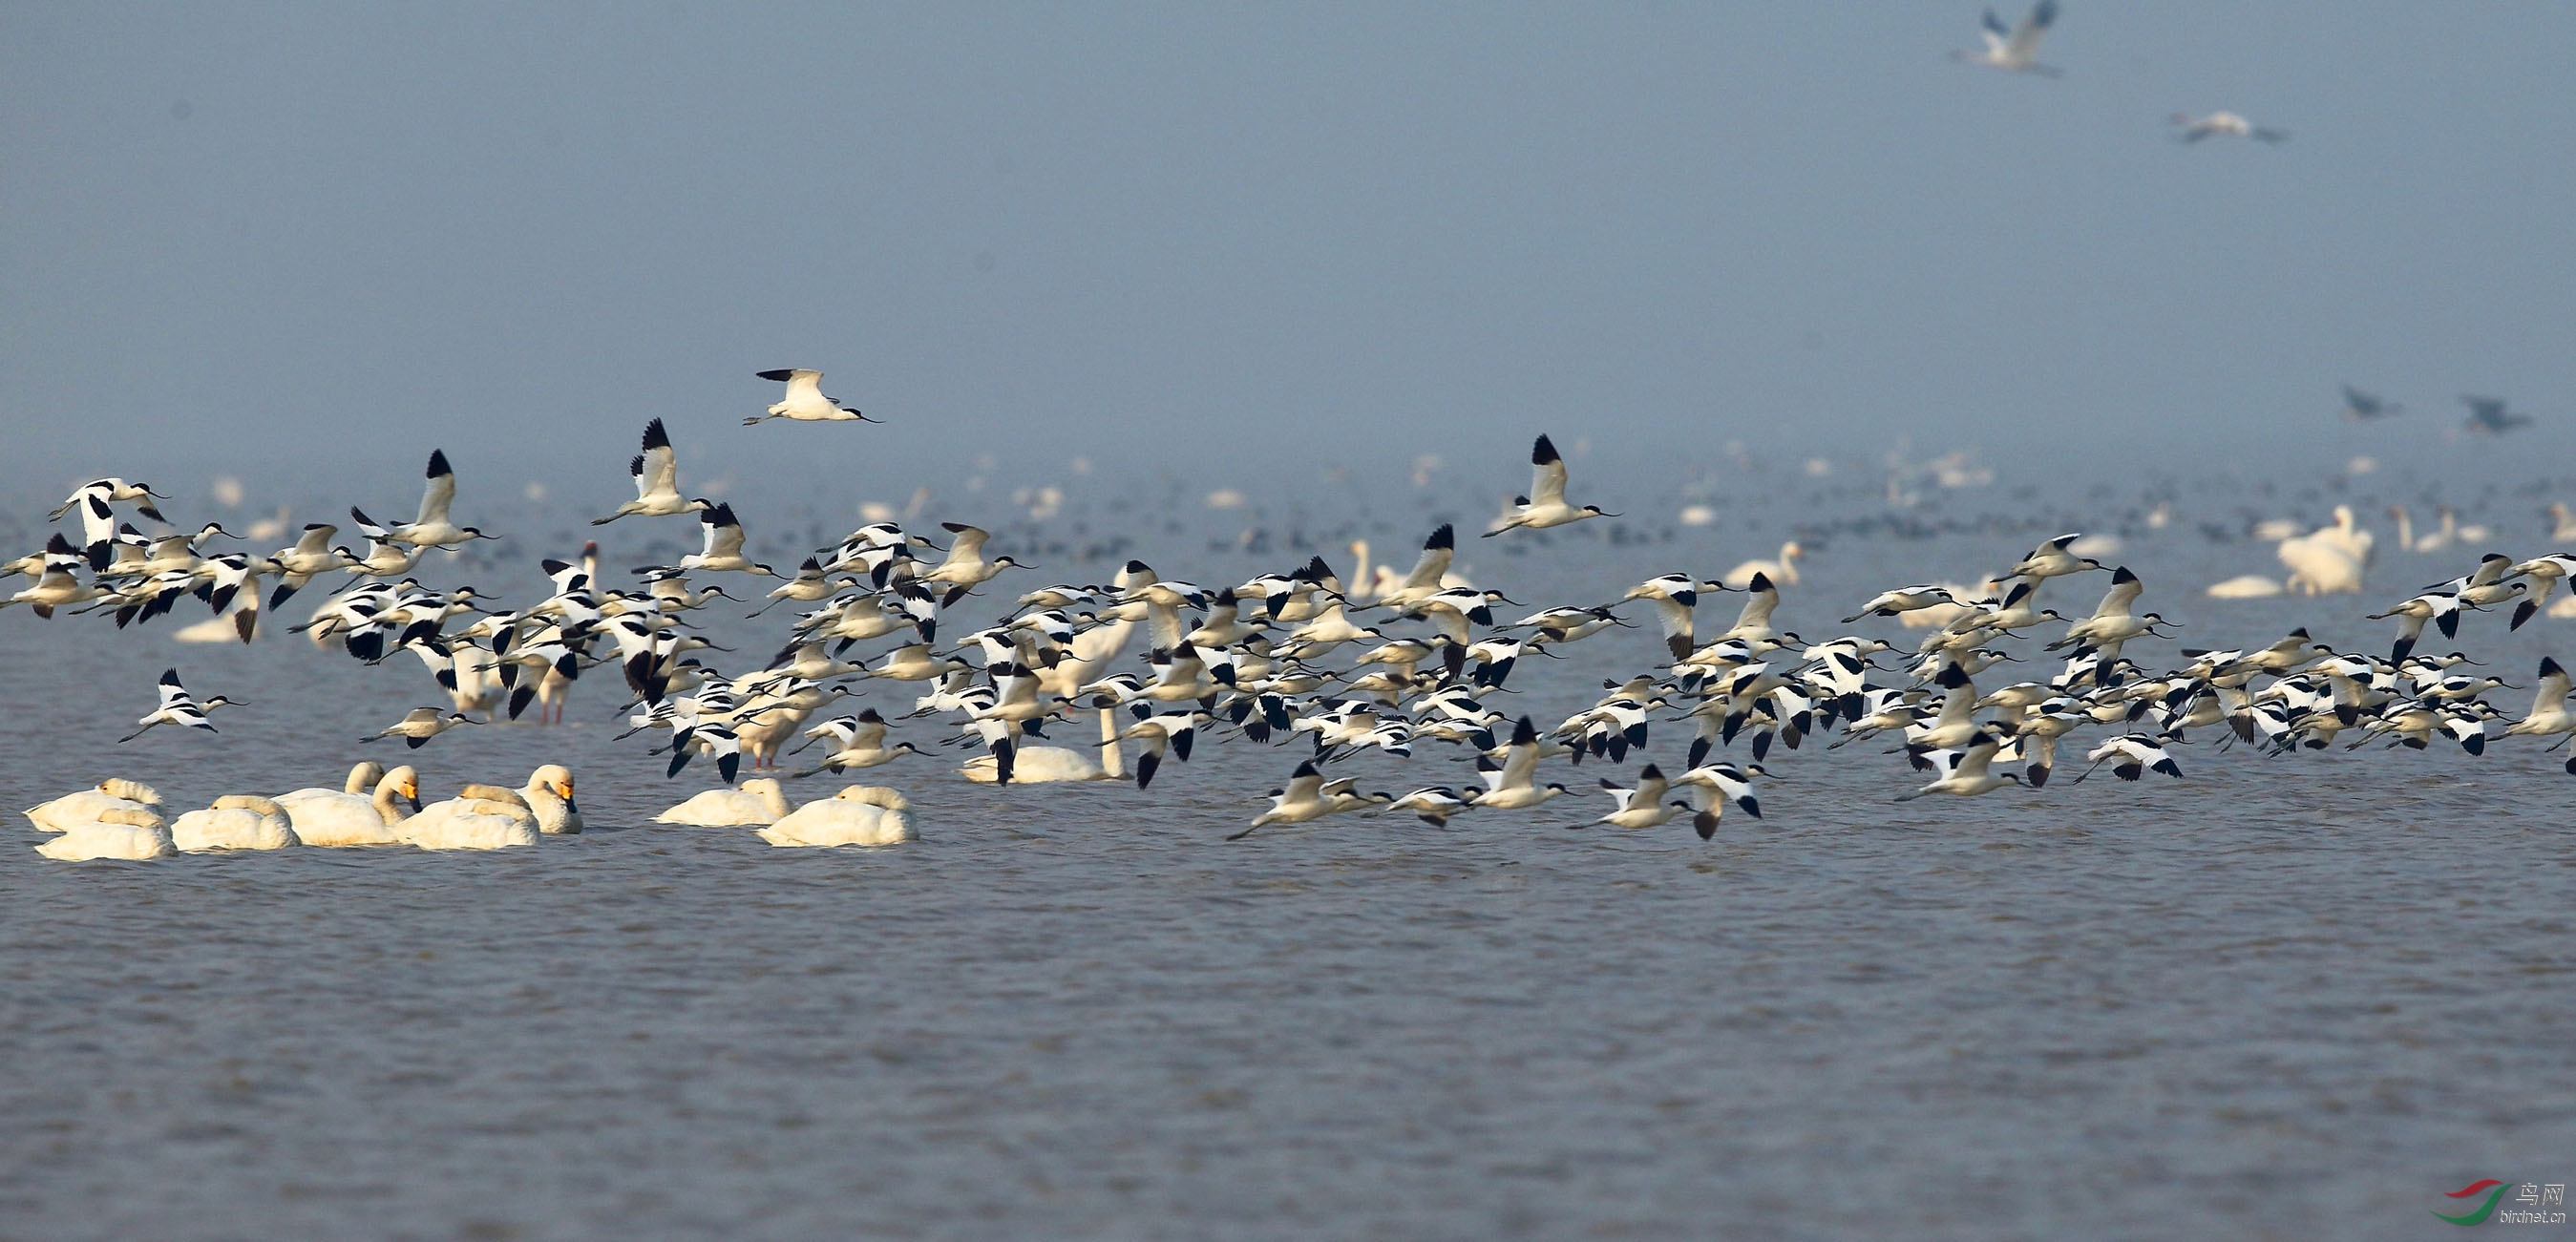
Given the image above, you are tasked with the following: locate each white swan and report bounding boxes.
[961,707,1127,784]
[2204,575,2285,600]
[1347,539,1387,605]
[2277,537,2361,595]
[519,765,580,834]
[282,765,419,846]
[276,761,385,807]
[2389,504,2485,552]
[35,806,176,860]
[171,795,301,851]
[26,778,161,833]
[1719,541,1802,588]
[2319,505,2375,564]
[654,777,794,826]
[2277,507,2371,596]
[1039,614,1137,701]
[402,788,540,851]
[755,786,915,848]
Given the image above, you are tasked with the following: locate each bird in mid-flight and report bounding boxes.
[1954,1,2060,76]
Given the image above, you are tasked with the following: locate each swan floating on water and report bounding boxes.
[26,778,161,833]
[280,765,419,846]
[171,795,301,851]
[35,806,176,860]
[2277,507,2372,596]
[276,762,384,805]
[519,765,580,834]
[754,786,914,848]
[655,777,794,826]
[1719,541,1803,589]
[962,707,1128,784]
[402,785,540,850]
[2204,575,2285,600]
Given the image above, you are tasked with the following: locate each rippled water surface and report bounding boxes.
[5,514,2572,1239]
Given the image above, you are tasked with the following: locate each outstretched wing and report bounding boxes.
[640,418,679,494]
[1529,435,1569,505]
[1401,524,1455,590]
[703,503,747,558]
[2008,0,2057,59]
[416,449,455,525]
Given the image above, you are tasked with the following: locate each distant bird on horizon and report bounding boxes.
[2340,384,2400,421]
[2462,395,2534,435]
[1953,1,2060,76]
[2171,112,2290,144]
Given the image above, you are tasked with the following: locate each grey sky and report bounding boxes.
[5,3,2571,508]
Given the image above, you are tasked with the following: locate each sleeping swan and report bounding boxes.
[755,786,915,848]
[402,786,540,850]
[26,778,161,833]
[171,795,301,851]
[35,807,177,861]
[2203,575,2285,600]
[654,777,793,826]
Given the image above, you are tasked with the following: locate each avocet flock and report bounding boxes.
[6,363,2574,861]
[7,7,2572,859]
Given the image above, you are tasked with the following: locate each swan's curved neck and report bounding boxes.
[1097,707,1126,779]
